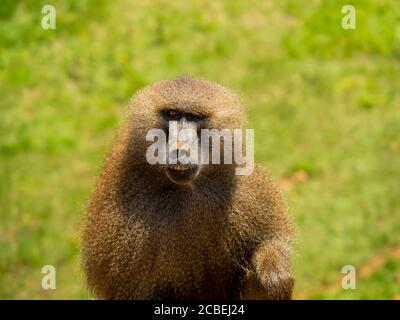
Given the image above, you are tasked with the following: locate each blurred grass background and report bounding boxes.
[0,0,399,299]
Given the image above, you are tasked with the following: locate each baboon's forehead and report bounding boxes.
[131,77,244,117]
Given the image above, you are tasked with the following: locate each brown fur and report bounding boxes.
[81,76,294,299]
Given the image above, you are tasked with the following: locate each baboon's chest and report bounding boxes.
[146,246,242,299]
[127,225,243,299]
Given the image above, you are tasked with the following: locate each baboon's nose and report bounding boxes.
[177,149,190,160]
[169,148,193,165]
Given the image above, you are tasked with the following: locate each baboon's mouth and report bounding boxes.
[167,164,192,172]
[166,163,199,183]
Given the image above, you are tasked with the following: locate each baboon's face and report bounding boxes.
[130,77,246,185]
[160,108,207,185]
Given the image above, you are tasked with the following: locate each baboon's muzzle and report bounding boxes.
[164,115,201,184]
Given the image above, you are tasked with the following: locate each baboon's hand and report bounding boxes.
[241,266,293,300]
[250,241,293,299]
[257,267,294,300]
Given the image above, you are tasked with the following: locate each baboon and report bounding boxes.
[82,76,294,299]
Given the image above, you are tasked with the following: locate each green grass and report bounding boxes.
[1,0,399,299]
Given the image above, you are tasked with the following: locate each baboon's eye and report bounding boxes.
[162,109,206,122]
[163,109,181,121]
[187,113,206,122]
